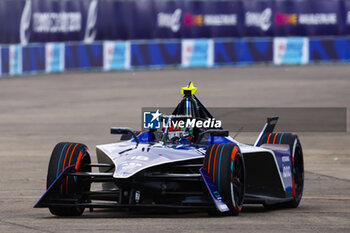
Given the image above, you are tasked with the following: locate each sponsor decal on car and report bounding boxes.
[282,165,291,178]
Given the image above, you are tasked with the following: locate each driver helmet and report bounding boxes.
[167,124,194,143]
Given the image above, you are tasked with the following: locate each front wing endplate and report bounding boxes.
[200,168,229,212]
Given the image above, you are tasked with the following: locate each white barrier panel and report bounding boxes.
[9,45,22,75]
[273,37,309,65]
[103,41,130,70]
[181,39,214,68]
[45,43,65,73]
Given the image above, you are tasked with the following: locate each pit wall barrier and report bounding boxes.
[1,37,350,77]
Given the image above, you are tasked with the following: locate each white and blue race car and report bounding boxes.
[35,82,304,216]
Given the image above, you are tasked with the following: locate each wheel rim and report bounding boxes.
[231,153,245,208]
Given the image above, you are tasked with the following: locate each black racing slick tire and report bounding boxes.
[47,142,91,216]
[203,143,245,216]
[258,133,304,208]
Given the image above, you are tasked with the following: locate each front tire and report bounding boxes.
[47,142,91,216]
[204,143,245,216]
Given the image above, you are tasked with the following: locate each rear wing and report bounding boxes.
[253,117,279,146]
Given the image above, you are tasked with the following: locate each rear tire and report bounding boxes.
[258,133,304,208]
[203,143,245,216]
[47,142,91,216]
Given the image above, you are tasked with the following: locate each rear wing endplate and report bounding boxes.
[253,117,279,146]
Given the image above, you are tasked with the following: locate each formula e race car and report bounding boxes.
[34,82,304,216]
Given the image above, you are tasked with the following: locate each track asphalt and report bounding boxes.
[0,65,349,232]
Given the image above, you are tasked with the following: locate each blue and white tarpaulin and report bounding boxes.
[103,41,130,70]
[181,39,214,68]
[273,37,309,65]
[9,45,23,75]
[45,43,65,73]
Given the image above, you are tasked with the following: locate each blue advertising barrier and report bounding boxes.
[215,39,273,65]
[1,47,9,75]
[131,41,181,67]
[65,43,103,70]
[309,37,350,62]
[22,45,45,73]
[1,36,350,78]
